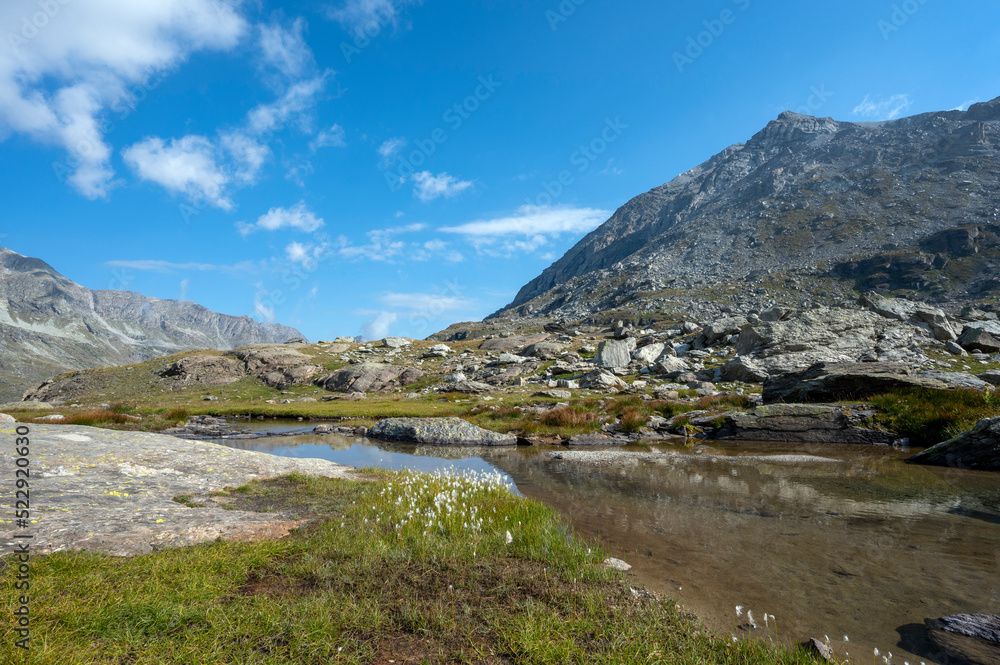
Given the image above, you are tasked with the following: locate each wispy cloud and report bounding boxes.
[237,201,325,236]
[378,137,407,165]
[105,259,220,272]
[379,292,471,312]
[258,18,314,80]
[852,94,912,120]
[440,205,610,256]
[327,0,422,38]
[285,240,327,269]
[310,124,347,151]
[412,171,473,202]
[360,310,397,340]
[952,99,978,112]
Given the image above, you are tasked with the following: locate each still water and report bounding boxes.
[217,425,1000,664]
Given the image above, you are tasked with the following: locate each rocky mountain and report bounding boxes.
[493,96,1000,323]
[0,248,303,401]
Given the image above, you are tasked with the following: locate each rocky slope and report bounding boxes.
[493,96,1000,323]
[0,248,303,400]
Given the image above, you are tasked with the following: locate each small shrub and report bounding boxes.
[620,409,648,433]
[540,405,600,429]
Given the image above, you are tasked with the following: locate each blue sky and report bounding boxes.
[2,0,999,341]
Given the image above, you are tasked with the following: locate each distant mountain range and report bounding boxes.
[0,248,303,401]
[494,96,1000,322]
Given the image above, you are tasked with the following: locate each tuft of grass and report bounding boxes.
[866,387,1000,445]
[0,471,830,665]
[539,404,601,430]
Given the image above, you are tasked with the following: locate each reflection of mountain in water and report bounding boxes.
[478,447,1000,665]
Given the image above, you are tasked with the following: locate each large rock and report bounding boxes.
[596,338,637,368]
[317,363,423,393]
[715,404,897,445]
[719,356,769,383]
[226,345,323,390]
[958,326,1000,354]
[579,369,628,390]
[479,334,550,353]
[924,614,1000,665]
[422,344,452,358]
[654,357,690,374]
[632,342,668,365]
[980,370,1000,386]
[163,355,247,385]
[521,341,565,360]
[764,362,989,403]
[700,316,749,346]
[910,418,1000,471]
[382,337,413,348]
[367,417,516,446]
[0,413,15,424]
[735,309,897,374]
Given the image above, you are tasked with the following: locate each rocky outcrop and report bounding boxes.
[764,362,990,403]
[162,355,247,385]
[226,345,323,389]
[860,292,958,341]
[479,334,550,353]
[924,614,1000,665]
[316,363,423,393]
[714,404,897,445]
[735,309,895,376]
[0,247,303,401]
[910,418,1000,471]
[958,325,1000,354]
[367,417,517,446]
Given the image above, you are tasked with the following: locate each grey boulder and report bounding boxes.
[596,338,637,368]
[368,417,516,446]
[317,363,423,393]
[910,417,1000,471]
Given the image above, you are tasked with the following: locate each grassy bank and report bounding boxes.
[2,471,827,664]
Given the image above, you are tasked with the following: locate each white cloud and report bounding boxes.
[285,240,326,269]
[441,205,609,237]
[122,135,232,209]
[254,291,275,322]
[852,94,912,120]
[258,18,313,80]
[238,201,325,235]
[122,37,328,206]
[953,99,978,112]
[439,205,610,256]
[378,137,406,165]
[360,311,397,340]
[106,259,219,272]
[327,0,421,38]
[0,0,246,199]
[179,278,190,301]
[380,292,471,313]
[412,171,473,202]
[310,124,346,151]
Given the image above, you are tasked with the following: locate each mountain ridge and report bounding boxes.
[494,96,1000,321]
[0,247,304,400]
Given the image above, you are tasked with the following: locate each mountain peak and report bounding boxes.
[495,94,1000,321]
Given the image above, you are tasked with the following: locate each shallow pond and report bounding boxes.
[218,425,1000,664]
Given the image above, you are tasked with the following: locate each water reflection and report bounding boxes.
[216,430,1000,665]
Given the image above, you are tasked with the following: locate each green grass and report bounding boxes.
[1,471,829,664]
[866,387,1000,445]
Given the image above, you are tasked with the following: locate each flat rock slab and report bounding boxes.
[714,404,898,445]
[925,614,1000,665]
[910,417,1000,471]
[479,334,550,353]
[368,417,517,446]
[0,424,353,557]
